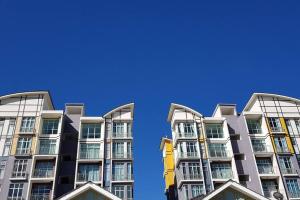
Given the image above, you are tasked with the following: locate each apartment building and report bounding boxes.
[161,93,300,200]
[0,91,134,200]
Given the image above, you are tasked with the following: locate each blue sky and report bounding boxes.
[1,1,300,199]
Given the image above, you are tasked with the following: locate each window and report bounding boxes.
[251,139,268,152]
[31,184,51,199]
[186,142,198,157]
[79,143,100,159]
[286,179,300,198]
[183,123,195,134]
[39,140,56,155]
[261,180,278,198]
[279,156,295,174]
[16,137,32,155]
[81,123,101,139]
[113,185,125,198]
[211,162,232,179]
[274,137,289,153]
[127,185,133,199]
[113,122,125,136]
[0,119,4,136]
[77,164,100,182]
[206,124,224,138]
[8,183,23,199]
[3,138,12,156]
[268,118,283,132]
[182,185,189,199]
[246,119,261,134]
[20,117,35,132]
[208,143,227,158]
[256,158,273,174]
[285,119,294,134]
[113,142,125,158]
[33,161,54,178]
[295,120,300,134]
[191,185,203,197]
[188,163,201,179]
[7,118,16,136]
[0,161,6,179]
[12,160,27,178]
[42,119,59,134]
[112,163,131,181]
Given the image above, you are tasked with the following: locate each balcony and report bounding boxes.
[248,128,262,134]
[30,193,51,200]
[112,152,133,159]
[112,133,132,139]
[112,174,133,181]
[270,127,285,133]
[257,165,274,174]
[252,144,272,154]
[38,146,56,155]
[178,152,199,159]
[263,189,279,198]
[79,149,100,159]
[208,150,231,160]
[211,170,232,179]
[174,132,197,141]
[15,148,31,156]
[289,191,300,198]
[183,173,202,180]
[77,173,101,182]
[32,169,54,178]
[276,146,290,154]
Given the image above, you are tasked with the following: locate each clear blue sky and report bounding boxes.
[1,1,300,199]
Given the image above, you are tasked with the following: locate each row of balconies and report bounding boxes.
[78,150,133,160]
[11,169,54,179]
[177,150,231,159]
[76,173,134,182]
[15,147,56,156]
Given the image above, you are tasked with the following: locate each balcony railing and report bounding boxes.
[281,168,297,174]
[248,128,262,134]
[257,165,274,174]
[32,169,54,178]
[252,144,272,153]
[77,173,101,182]
[7,197,24,200]
[276,146,290,153]
[39,146,56,155]
[112,174,133,181]
[270,127,285,133]
[175,132,197,140]
[263,189,278,198]
[178,152,199,159]
[211,170,232,179]
[79,149,100,159]
[112,133,132,138]
[11,172,28,179]
[30,193,51,200]
[208,150,230,159]
[289,191,300,198]
[112,152,133,159]
[183,173,202,180]
[16,148,31,156]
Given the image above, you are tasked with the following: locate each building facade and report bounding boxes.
[0,91,134,200]
[161,93,300,200]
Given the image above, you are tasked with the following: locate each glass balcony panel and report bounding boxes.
[77,173,100,182]
[79,149,100,159]
[30,193,51,200]
[211,170,232,179]
[112,174,133,181]
[33,169,54,178]
[178,152,199,158]
[39,146,56,155]
[257,165,274,174]
[112,152,132,159]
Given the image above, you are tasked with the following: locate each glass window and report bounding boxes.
[211,162,232,179]
[256,158,273,174]
[262,180,278,198]
[31,184,51,199]
[79,143,100,159]
[42,119,59,134]
[186,142,198,157]
[34,161,54,178]
[274,137,289,153]
[279,156,294,174]
[12,160,27,178]
[112,163,125,181]
[246,119,262,134]
[39,140,56,155]
[113,122,125,135]
[77,164,100,182]
[205,124,224,138]
[208,143,227,158]
[8,183,23,198]
[16,137,32,155]
[7,118,16,136]
[268,118,283,132]
[188,163,201,179]
[191,185,203,197]
[81,123,101,139]
[3,138,12,156]
[113,185,125,198]
[183,123,195,134]
[0,119,4,136]
[20,117,35,133]
[295,120,300,134]
[287,179,300,198]
[113,142,125,158]
[0,161,6,179]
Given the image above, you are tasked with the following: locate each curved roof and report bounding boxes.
[103,103,134,118]
[243,93,300,112]
[167,103,203,122]
[0,91,54,110]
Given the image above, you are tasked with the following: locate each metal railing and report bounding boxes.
[112,174,133,181]
[79,149,100,159]
[175,132,197,141]
[276,146,290,153]
[263,189,278,198]
[39,146,56,155]
[32,169,54,178]
[16,148,31,156]
[257,165,274,174]
[281,168,297,174]
[211,170,232,179]
[77,173,101,182]
[182,173,202,180]
[289,191,300,198]
[112,133,132,138]
[11,172,28,179]
[178,152,199,158]
[271,127,285,133]
[252,144,272,153]
[7,197,24,200]
[208,150,230,158]
[30,193,51,200]
[248,128,262,134]
[112,152,133,159]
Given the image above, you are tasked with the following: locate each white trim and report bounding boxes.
[103,103,134,118]
[167,103,203,122]
[200,181,269,200]
[57,182,122,200]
